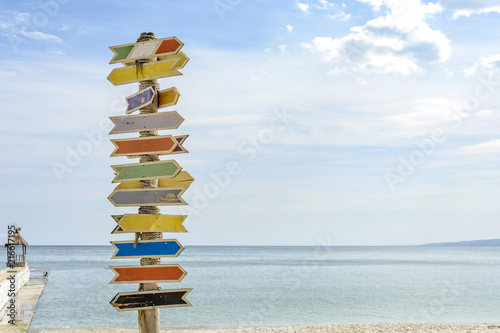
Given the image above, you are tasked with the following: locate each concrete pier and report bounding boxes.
[0,268,50,332]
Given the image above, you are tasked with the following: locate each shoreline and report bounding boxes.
[3,323,500,333]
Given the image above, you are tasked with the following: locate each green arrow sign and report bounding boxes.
[111,160,182,183]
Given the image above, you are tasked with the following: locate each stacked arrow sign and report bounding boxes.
[107,34,192,314]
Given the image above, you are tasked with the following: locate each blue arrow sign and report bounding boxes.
[126,87,156,114]
[111,239,183,259]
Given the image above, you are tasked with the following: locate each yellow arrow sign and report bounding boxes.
[159,87,180,109]
[158,51,189,69]
[112,214,187,233]
[107,58,183,86]
[116,171,194,190]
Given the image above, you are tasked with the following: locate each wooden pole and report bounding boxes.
[135,31,161,333]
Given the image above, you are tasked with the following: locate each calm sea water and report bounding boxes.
[26,246,500,331]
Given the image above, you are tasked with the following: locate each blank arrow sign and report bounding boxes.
[109,112,184,134]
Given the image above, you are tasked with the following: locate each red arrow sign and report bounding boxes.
[110,135,178,157]
[109,264,187,284]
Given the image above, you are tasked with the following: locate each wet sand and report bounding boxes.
[2,323,500,333]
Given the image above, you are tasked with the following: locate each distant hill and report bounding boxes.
[421,239,500,247]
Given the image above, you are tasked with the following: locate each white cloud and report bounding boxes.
[278,45,287,53]
[296,2,310,14]
[315,0,335,10]
[438,0,500,18]
[357,0,389,12]
[356,77,367,85]
[304,0,450,75]
[0,12,63,44]
[475,110,492,118]
[383,98,458,129]
[296,0,350,18]
[49,48,66,56]
[286,24,293,32]
[189,114,267,126]
[0,69,16,78]
[327,11,352,20]
[457,139,500,154]
[463,54,500,76]
[18,30,62,42]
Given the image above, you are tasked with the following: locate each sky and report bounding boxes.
[1,0,500,246]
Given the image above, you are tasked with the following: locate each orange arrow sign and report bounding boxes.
[109,264,187,284]
[124,135,188,158]
[110,135,183,157]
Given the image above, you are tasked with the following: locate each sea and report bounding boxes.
[25,246,500,331]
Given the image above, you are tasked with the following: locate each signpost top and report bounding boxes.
[109,36,184,64]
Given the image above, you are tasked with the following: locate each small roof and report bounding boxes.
[4,227,28,247]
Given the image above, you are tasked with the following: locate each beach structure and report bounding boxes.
[107,32,192,333]
[5,227,28,268]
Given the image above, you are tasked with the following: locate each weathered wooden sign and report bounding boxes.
[125,135,189,159]
[109,36,184,64]
[125,87,156,114]
[116,171,194,189]
[110,289,192,311]
[107,33,192,328]
[110,135,183,157]
[157,51,189,69]
[111,239,183,259]
[108,187,187,206]
[109,264,187,284]
[111,214,187,234]
[107,58,184,86]
[109,111,185,134]
[111,160,182,183]
[158,87,180,109]
[109,171,193,206]
[171,135,189,154]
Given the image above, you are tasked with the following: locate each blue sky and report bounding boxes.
[1,0,500,245]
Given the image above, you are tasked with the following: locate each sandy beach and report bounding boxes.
[2,324,500,333]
